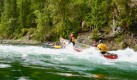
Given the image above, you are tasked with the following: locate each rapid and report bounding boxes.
[0,44,137,80]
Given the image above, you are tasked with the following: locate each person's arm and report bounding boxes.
[68,38,72,44]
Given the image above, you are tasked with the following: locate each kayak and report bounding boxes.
[53,45,62,49]
[60,38,82,52]
[103,53,118,59]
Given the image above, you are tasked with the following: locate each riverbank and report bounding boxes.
[0,30,137,51]
[77,30,137,51]
[0,39,41,45]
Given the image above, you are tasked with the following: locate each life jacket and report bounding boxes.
[71,37,75,42]
[97,43,108,52]
[69,37,75,45]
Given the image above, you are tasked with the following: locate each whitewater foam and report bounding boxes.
[0,64,11,68]
[0,44,137,73]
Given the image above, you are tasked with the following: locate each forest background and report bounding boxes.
[0,0,137,50]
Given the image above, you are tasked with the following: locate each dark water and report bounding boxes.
[0,44,137,80]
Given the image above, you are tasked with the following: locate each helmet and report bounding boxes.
[99,40,103,43]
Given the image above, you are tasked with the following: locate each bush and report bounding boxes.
[133,45,137,51]
[90,33,100,41]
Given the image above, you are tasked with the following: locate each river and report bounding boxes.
[0,44,137,80]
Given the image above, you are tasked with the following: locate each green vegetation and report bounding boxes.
[133,45,137,51]
[0,0,136,42]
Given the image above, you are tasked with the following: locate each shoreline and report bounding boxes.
[0,39,136,51]
[0,39,41,45]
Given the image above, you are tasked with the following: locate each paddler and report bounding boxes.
[97,40,108,55]
[68,33,75,46]
[53,42,62,49]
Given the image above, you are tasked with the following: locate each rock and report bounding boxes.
[0,39,40,45]
[119,41,129,49]
[77,32,91,45]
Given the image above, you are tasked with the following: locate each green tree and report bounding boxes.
[112,0,133,30]
[34,0,53,41]
[0,0,4,18]
[0,0,17,38]
[90,0,108,29]
[18,0,31,32]
[0,0,136,41]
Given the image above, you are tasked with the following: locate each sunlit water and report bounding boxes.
[0,44,137,80]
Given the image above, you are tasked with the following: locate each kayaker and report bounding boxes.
[69,33,75,46]
[97,40,108,55]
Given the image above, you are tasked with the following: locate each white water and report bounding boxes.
[0,44,136,64]
[0,44,137,79]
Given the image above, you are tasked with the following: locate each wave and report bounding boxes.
[0,44,137,73]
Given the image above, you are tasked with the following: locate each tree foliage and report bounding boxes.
[0,0,136,41]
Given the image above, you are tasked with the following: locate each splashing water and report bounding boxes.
[0,44,137,80]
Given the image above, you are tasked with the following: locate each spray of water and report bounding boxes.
[0,44,137,79]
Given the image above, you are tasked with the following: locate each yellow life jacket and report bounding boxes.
[72,37,75,42]
[97,43,108,52]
